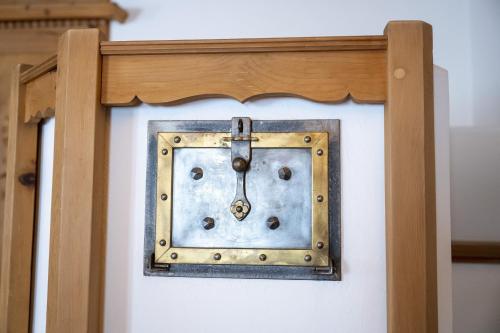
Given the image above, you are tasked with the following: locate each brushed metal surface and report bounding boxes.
[171,148,312,248]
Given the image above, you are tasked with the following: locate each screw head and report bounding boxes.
[316,195,324,202]
[278,167,292,180]
[191,167,203,180]
[159,239,166,246]
[202,217,215,230]
[259,254,267,261]
[304,136,312,143]
[316,241,324,249]
[316,149,323,156]
[266,216,280,230]
[173,136,181,143]
[232,157,248,172]
[161,148,168,155]
[170,252,178,259]
[161,193,168,201]
[213,253,222,260]
[304,254,312,262]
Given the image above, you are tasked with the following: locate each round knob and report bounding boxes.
[232,157,248,172]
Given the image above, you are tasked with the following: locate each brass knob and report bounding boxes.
[232,157,248,172]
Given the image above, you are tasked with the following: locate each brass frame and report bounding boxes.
[155,132,330,267]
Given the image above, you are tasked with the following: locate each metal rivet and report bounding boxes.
[202,217,215,230]
[259,254,267,261]
[304,254,312,262]
[317,241,324,249]
[159,239,167,246]
[304,136,312,143]
[213,253,222,260]
[170,252,178,259]
[161,148,168,155]
[173,136,181,143]
[236,206,243,213]
[161,193,168,201]
[278,167,292,180]
[266,216,280,230]
[316,195,324,202]
[191,167,203,180]
[316,149,323,156]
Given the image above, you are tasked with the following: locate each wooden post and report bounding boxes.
[0,64,39,333]
[46,29,108,333]
[384,21,437,332]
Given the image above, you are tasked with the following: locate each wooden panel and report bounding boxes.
[24,70,57,124]
[0,64,39,333]
[0,3,127,22]
[102,49,387,105]
[452,241,500,263]
[47,29,107,333]
[384,21,437,333]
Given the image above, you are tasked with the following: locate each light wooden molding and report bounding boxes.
[25,70,56,124]
[20,54,57,84]
[452,241,500,263]
[100,36,387,55]
[0,3,127,23]
[101,38,387,105]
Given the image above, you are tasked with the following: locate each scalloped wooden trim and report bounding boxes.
[101,49,386,105]
[24,70,56,124]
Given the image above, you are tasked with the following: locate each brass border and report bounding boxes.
[155,132,329,266]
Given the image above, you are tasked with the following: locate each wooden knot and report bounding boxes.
[18,172,36,187]
[393,68,406,79]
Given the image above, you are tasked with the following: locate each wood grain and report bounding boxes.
[384,21,437,333]
[0,64,39,333]
[102,49,387,105]
[46,28,108,333]
[0,3,127,23]
[25,70,56,124]
[452,241,500,263]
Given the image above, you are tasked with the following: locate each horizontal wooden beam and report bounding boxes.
[20,55,57,84]
[101,36,387,55]
[452,241,500,263]
[0,3,127,23]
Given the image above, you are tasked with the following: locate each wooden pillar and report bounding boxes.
[46,29,108,333]
[0,64,39,333]
[384,21,437,332]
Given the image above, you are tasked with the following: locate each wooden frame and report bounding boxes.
[1,21,437,332]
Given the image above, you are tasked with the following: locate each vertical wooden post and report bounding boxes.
[46,29,108,333]
[0,64,39,333]
[384,21,437,332]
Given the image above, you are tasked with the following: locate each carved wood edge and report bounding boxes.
[101,35,387,55]
[452,241,500,263]
[0,3,127,23]
[20,55,57,84]
[24,70,56,124]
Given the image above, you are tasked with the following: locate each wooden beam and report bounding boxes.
[0,64,39,333]
[46,29,107,333]
[0,3,127,23]
[384,21,437,333]
[452,241,500,263]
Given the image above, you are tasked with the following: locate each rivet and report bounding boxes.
[159,239,166,246]
[304,136,312,143]
[259,254,267,261]
[266,216,280,230]
[161,148,168,155]
[317,195,324,202]
[191,167,203,180]
[170,252,178,259]
[304,254,312,262]
[202,217,215,230]
[232,157,248,172]
[278,167,292,180]
[394,68,406,80]
[316,149,323,156]
[236,206,243,213]
[173,136,181,143]
[213,253,222,260]
[161,193,168,201]
[317,241,324,249]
